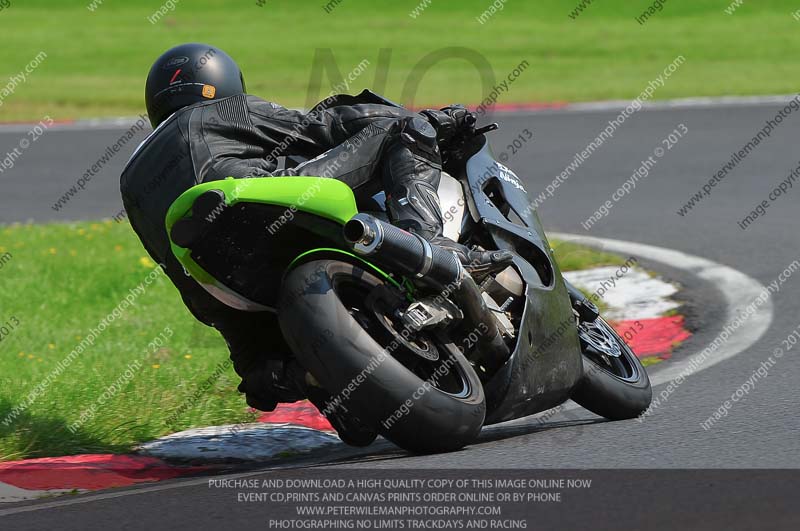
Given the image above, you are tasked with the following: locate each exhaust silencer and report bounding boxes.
[344,213,511,366]
[344,213,461,287]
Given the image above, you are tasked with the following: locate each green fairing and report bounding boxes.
[165,176,358,229]
[165,176,359,288]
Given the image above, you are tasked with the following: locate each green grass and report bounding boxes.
[0,223,628,461]
[550,238,627,272]
[0,0,799,120]
[0,221,258,461]
[551,238,628,314]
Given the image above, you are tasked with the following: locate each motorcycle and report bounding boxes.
[165,121,652,454]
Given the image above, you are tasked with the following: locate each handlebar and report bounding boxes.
[473,123,499,136]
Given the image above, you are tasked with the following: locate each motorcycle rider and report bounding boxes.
[120,43,511,443]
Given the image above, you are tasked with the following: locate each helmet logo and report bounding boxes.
[162,56,190,70]
[169,69,183,84]
[201,85,216,99]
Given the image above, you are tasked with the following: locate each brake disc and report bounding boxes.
[365,285,441,362]
[577,319,622,358]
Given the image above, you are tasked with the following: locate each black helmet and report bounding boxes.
[145,43,246,128]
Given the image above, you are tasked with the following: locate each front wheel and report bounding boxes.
[278,259,486,453]
[570,316,652,420]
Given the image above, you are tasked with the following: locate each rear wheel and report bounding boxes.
[278,259,486,453]
[570,316,652,420]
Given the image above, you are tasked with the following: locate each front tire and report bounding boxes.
[278,259,486,453]
[570,317,652,420]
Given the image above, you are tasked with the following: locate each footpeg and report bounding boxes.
[401,299,461,331]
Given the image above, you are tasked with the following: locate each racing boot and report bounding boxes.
[382,117,513,279]
[236,359,306,412]
[304,384,378,447]
[217,312,307,412]
[238,357,378,446]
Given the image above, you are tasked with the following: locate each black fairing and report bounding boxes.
[461,139,583,424]
[188,202,346,308]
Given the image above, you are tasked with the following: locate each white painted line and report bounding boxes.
[551,233,772,387]
[0,118,147,134]
[556,94,799,114]
[0,482,75,504]
[563,266,680,320]
[0,94,796,132]
[0,468,281,515]
[0,444,378,515]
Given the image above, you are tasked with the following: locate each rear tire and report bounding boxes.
[570,317,652,420]
[278,259,486,453]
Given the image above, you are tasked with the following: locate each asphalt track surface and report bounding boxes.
[1,103,799,528]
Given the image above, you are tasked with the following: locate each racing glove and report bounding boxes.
[420,104,477,145]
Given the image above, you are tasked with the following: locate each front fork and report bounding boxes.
[564,279,599,323]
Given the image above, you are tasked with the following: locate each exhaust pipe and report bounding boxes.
[344,213,511,366]
[344,213,461,287]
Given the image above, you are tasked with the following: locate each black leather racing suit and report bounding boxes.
[120,92,451,411]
